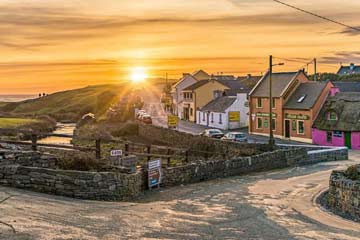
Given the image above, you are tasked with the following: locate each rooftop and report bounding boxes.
[250,71,301,97]
[313,92,360,131]
[337,64,360,75]
[333,82,360,92]
[200,96,237,113]
[283,82,328,110]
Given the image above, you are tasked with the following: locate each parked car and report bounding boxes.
[136,110,146,118]
[141,114,152,124]
[200,129,224,139]
[221,132,248,143]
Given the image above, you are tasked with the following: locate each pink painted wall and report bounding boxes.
[351,132,360,150]
[330,87,340,96]
[312,128,360,150]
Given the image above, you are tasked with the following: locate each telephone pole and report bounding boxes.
[313,58,317,81]
[269,55,274,149]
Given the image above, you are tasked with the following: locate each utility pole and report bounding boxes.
[269,55,275,149]
[165,72,168,85]
[313,58,317,81]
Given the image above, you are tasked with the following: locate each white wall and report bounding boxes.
[174,75,197,119]
[196,93,249,130]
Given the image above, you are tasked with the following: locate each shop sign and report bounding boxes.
[285,113,310,120]
[333,131,343,137]
[256,112,277,117]
[229,111,240,122]
[167,115,178,127]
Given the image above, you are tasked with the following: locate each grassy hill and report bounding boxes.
[0,84,127,122]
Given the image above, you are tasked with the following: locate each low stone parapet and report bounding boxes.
[327,170,360,221]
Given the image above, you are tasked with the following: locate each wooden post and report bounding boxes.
[95,139,101,160]
[167,148,171,166]
[147,145,151,161]
[185,150,189,162]
[125,143,129,156]
[31,134,37,151]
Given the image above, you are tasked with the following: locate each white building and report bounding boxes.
[196,93,249,130]
[171,70,210,119]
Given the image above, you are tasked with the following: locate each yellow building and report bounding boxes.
[181,78,230,122]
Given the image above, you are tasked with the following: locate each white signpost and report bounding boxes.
[110,150,123,157]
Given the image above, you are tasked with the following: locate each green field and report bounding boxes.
[0,117,40,128]
[0,84,127,122]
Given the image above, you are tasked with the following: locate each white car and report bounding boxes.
[200,129,225,139]
[221,132,248,143]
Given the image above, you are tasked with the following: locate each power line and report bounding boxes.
[273,0,360,32]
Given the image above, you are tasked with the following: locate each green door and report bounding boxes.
[345,132,352,149]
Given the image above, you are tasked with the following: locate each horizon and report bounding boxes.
[1,0,359,94]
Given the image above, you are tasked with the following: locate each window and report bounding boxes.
[327,131,332,143]
[219,113,222,124]
[264,118,269,128]
[297,94,307,103]
[211,113,214,123]
[271,118,276,131]
[292,120,297,131]
[190,108,193,116]
[189,93,193,99]
[272,98,276,109]
[257,117,263,129]
[257,98,262,108]
[328,112,338,121]
[298,121,305,134]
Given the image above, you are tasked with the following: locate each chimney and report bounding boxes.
[350,63,355,71]
[330,87,340,96]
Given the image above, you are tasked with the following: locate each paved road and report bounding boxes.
[1,152,359,240]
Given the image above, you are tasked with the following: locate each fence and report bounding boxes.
[0,128,224,166]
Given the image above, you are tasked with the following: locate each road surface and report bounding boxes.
[1,151,359,240]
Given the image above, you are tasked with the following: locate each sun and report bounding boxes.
[130,66,148,83]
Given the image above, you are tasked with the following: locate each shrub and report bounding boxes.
[345,165,360,181]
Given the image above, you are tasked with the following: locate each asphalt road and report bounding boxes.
[1,151,359,240]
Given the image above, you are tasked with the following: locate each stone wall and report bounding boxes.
[0,165,143,200]
[0,149,57,169]
[161,148,308,187]
[327,170,360,221]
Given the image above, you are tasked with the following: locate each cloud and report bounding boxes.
[320,51,360,64]
[333,27,360,36]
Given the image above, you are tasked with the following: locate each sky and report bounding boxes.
[0,0,359,94]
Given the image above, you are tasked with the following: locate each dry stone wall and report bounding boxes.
[327,170,360,221]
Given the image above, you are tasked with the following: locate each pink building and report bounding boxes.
[312,91,360,150]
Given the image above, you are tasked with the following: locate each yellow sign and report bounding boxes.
[229,111,240,122]
[167,115,178,127]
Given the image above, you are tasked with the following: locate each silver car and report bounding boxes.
[222,132,248,142]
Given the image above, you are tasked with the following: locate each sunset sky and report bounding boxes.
[1,0,359,94]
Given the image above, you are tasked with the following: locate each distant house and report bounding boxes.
[337,63,360,75]
[333,82,360,92]
[196,92,248,130]
[171,70,211,119]
[312,92,360,149]
[249,70,333,143]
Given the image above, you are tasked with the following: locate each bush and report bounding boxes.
[56,151,102,171]
[110,122,139,137]
[345,165,360,181]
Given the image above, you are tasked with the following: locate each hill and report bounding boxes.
[0,84,128,122]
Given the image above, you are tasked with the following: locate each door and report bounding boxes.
[284,120,290,138]
[345,132,352,149]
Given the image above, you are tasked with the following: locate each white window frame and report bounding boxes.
[257,98,262,108]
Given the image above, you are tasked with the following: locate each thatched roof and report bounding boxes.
[313,92,360,131]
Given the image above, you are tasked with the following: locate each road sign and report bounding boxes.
[110,150,123,157]
[229,111,240,122]
[167,114,178,127]
[148,159,161,189]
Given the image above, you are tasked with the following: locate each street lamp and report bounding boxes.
[269,55,284,150]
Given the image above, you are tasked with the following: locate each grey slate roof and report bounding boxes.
[183,80,209,91]
[250,71,300,97]
[337,64,360,75]
[213,75,236,81]
[200,96,236,113]
[333,82,360,92]
[313,92,360,131]
[283,82,327,110]
[237,75,262,89]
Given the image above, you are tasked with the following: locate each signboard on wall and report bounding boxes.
[256,112,277,117]
[148,159,162,189]
[333,131,343,137]
[167,115,178,127]
[229,111,240,122]
[285,113,310,120]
